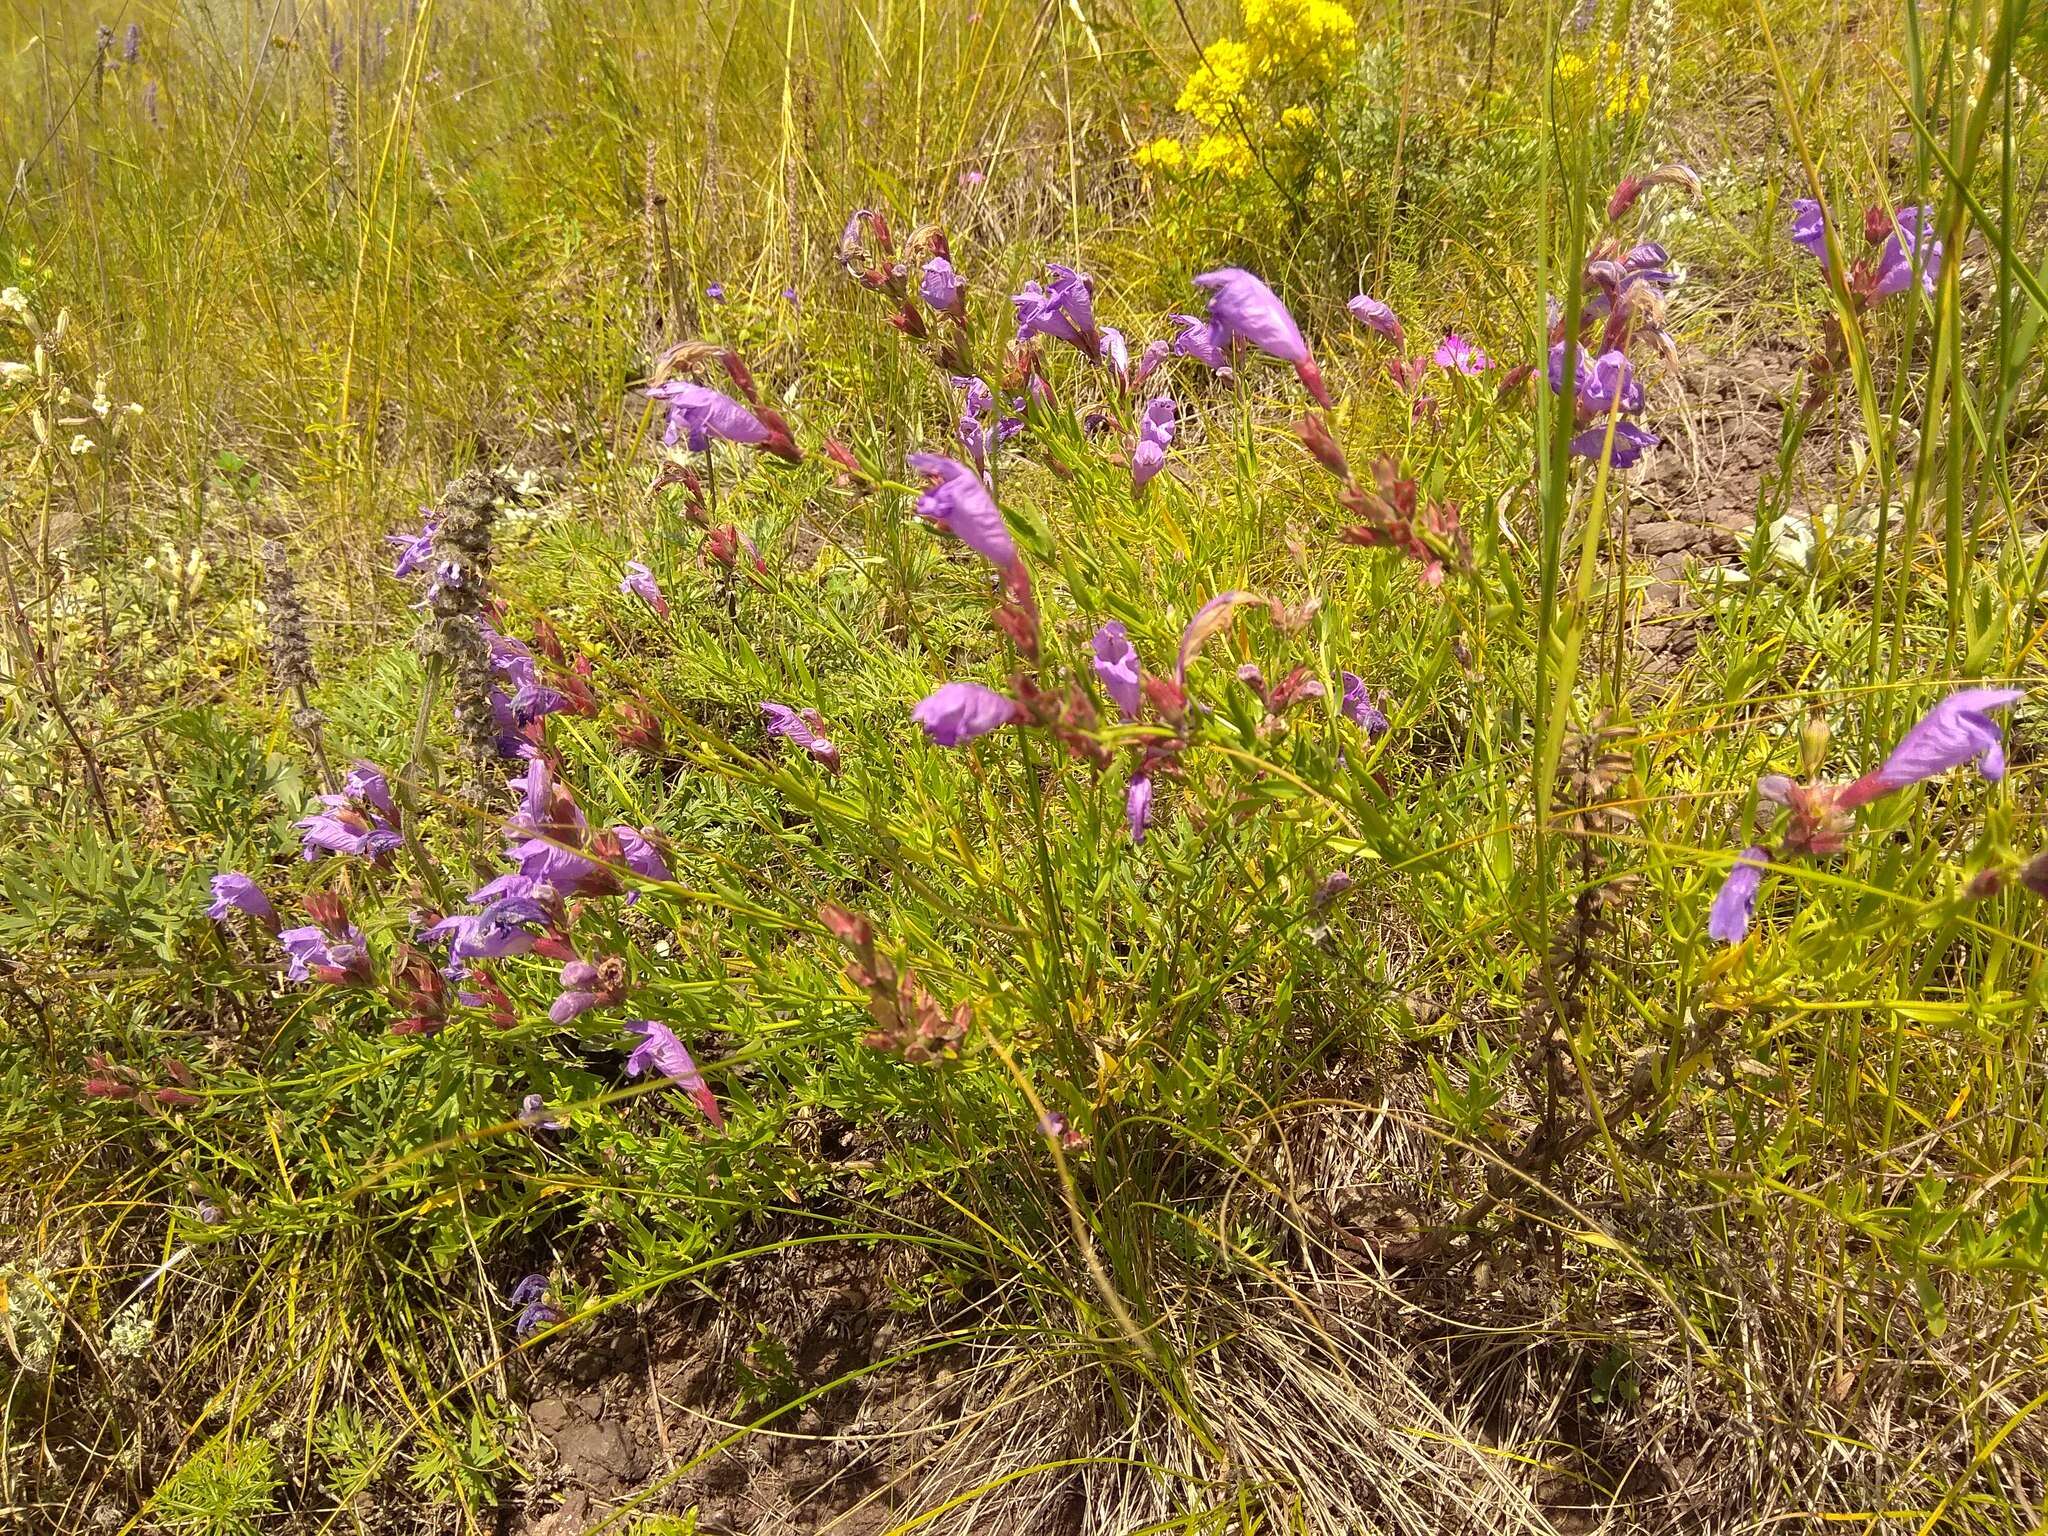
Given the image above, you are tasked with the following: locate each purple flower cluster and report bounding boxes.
[1130,397,1176,491]
[297,760,402,863]
[1789,200,1942,305]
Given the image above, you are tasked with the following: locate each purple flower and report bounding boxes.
[279,923,371,984]
[506,758,587,843]
[1169,313,1233,371]
[520,1093,563,1130]
[1707,846,1770,943]
[549,958,616,1024]
[624,1020,724,1126]
[1126,775,1153,842]
[469,872,549,905]
[647,380,772,452]
[1311,869,1353,909]
[1194,268,1308,365]
[297,806,401,862]
[912,681,1021,746]
[921,257,967,320]
[1131,338,1170,389]
[1862,688,2023,795]
[1193,268,1330,406]
[388,515,435,579]
[782,286,799,304]
[760,702,842,770]
[1871,205,1942,300]
[906,452,1020,570]
[1091,622,1143,720]
[1340,672,1388,734]
[507,837,606,895]
[610,825,671,884]
[1011,263,1098,356]
[1346,294,1403,346]
[1569,419,1660,468]
[207,873,278,931]
[1131,396,1175,490]
[1175,590,1258,685]
[509,1273,563,1337]
[961,168,985,187]
[1432,334,1492,375]
[707,282,726,302]
[424,895,553,967]
[620,560,668,617]
[1789,198,1830,265]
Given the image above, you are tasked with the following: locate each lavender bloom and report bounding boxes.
[1169,313,1233,371]
[1101,327,1130,383]
[509,1274,563,1338]
[1131,338,1170,389]
[389,516,436,579]
[1193,268,1308,365]
[507,758,588,843]
[1131,396,1175,490]
[707,282,726,302]
[906,452,1020,570]
[1346,294,1403,346]
[341,761,397,820]
[611,826,671,884]
[624,1019,723,1125]
[620,560,669,617]
[1012,263,1098,355]
[207,873,279,931]
[1707,846,1770,943]
[520,1093,564,1130]
[913,681,1021,745]
[1175,590,1258,685]
[1126,775,1153,842]
[122,22,140,63]
[1863,688,2023,794]
[297,805,402,862]
[1789,198,1829,265]
[507,837,605,894]
[550,959,611,1024]
[1091,622,1143,720]
[1340,672,1388,735]
[782,286,799,304]
[921,257,967,320]
[1871,206,1942,300]
[1432,334,1492,374]
[1311,869,1353,910]
[1569,419,1660,467]
[279,923,371,984]
[424,895,553,967]
[760,702,842,770]
[647,380,772,452]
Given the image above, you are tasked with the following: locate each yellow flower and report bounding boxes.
[1555,51,1587,81]
[1177,38,1254,126]
[1280,105,1317,131]
[1244,0,1356,86]
[1191,133,1257,179]
[1134,137,1187,173]
[1604,73,1648,118]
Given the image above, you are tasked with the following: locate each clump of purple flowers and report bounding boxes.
[296,760,402,863]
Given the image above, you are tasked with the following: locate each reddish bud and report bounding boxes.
[1294,413,1350,480]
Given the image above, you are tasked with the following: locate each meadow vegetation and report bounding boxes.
[3,0,2048,1530]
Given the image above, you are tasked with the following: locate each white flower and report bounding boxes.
[0,287,29,318]
[0,361,29,385]
[69,434,97,456]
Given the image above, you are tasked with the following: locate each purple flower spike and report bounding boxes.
[1860,688,2023,796]
[921,257,967,320]
[624,1020,724,1126]
[1175,590,1258,685]
[424,894,554,967]
[913,681,1020,746]
[1789,198,1830,266]
[620,560,669,617]
[906,452,1020,570]
[1340,672,1388,735]
[1092,622,1143,720]
[1578,351,1644,415]
[1012,263,1099,356]
[1871,205,1942,300]
[297,806,402,862]
[1169,313,1233,371]
[1126,775,1153,843]
[646,380,772,452]
[207,873,279,932]
[1432,334,1492,375]
[1346,294,1403,347]
[1707,846,1770,943]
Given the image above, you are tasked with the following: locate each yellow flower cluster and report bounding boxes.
[1143,0,1352,181]
[1176,38,1254,126]
[1553,43,1647,120]
[1243,0,1357,87]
